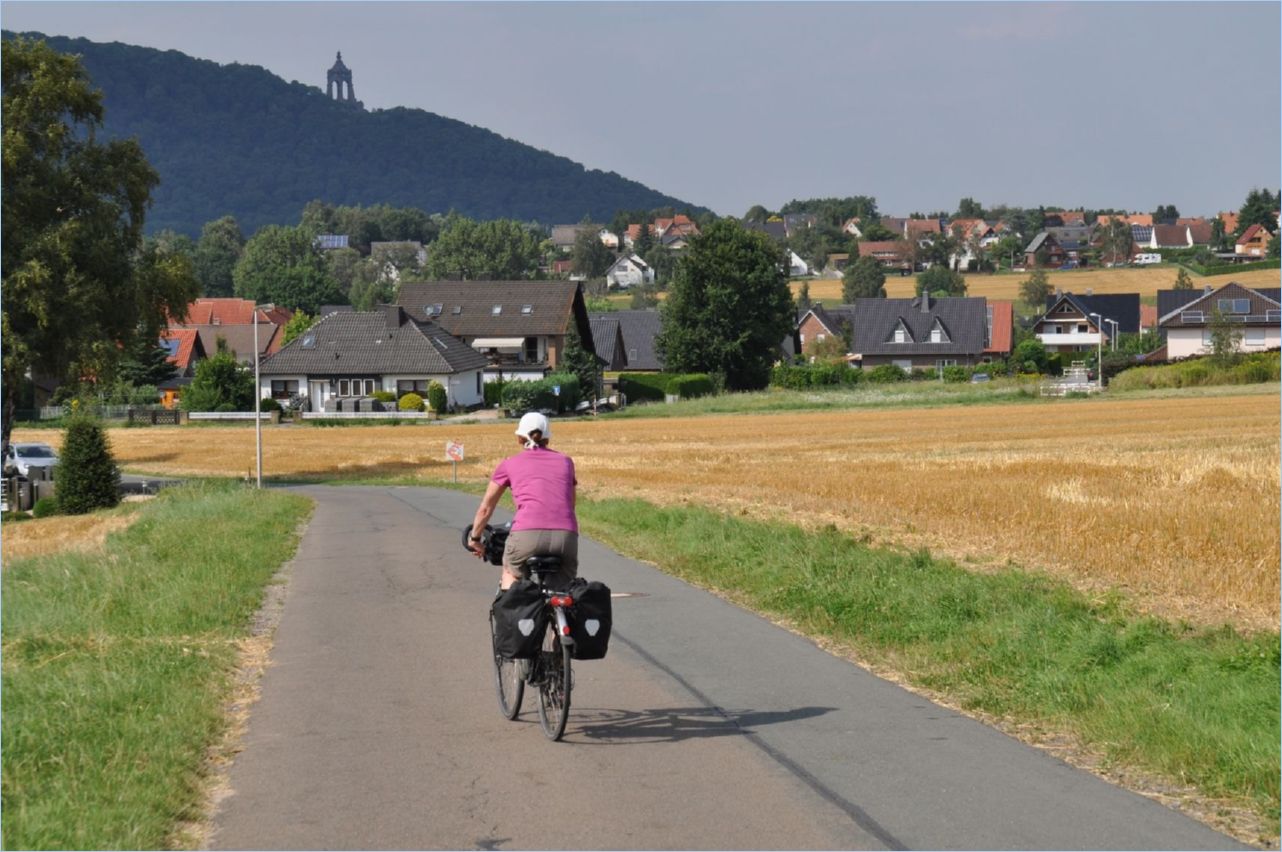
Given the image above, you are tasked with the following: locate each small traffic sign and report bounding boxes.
[446,441,464,462]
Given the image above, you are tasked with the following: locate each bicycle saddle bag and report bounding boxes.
[491,580,547,660]
[566,578,612,660]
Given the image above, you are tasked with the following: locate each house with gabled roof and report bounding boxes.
[1147,224,1194,249]
[1044,210,1087,227]
[156,328,207,409]
[588,316,628,372]
[396,280,596,382]
[258,306,489,412]
[1034,292,1140,353]
[1218,211,1240,235]
[857,240,912,272]
[905,218,943,244]
[550,224,596,253]
[1156,283,1281,359]
[605,254,655,290]
[1024,232,1067,268]
[1235,223,1273,256]
[796,304,857,358]
[848,294,990,371]
[588,310,664,371]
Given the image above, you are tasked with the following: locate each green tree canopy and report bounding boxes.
[842,255,887,300]
[955,197,985,219]
[572,227,614,279]
[423,214,543,280]
[193,215,245,297]
[1173,267,1194,290]
[281,311,315,347]
[233,224,342,313]
[655,220,793,390]
[181,349,254,412]
[1019,269,1052,306]
[1,36,198,448]
[1237,188,1280,237]
[915,265,967,297]
[116,335,178,388]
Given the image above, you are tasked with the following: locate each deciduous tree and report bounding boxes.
[1019,269,1052,307]
[1173,267,1194,290]
[842,255,886,300]
[915,265,967,297]
[281,311,315,346]
[572,227,614,279]
[233,225,342,312]
[655,220,792,391]
[423,214,543,280]
[194,216,246,297]
[2,37,198,450]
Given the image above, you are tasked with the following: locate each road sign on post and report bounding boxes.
[445,441,464,482]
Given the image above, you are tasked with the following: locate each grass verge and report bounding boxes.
[576,497,1281,837]
[1,481,313,850]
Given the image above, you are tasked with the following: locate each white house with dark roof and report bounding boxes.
[1157,283,1281,359]
[258,306,488,412]
[605,254,655,289]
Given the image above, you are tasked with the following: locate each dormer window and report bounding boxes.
[890,319,912,344]
[929,319,950,343]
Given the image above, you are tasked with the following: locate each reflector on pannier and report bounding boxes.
[491,580,547,659]
[565,578,612,660]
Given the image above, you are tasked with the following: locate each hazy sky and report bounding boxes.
[4,1,1279,217]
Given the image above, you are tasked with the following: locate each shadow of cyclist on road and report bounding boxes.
[568,705,837,744]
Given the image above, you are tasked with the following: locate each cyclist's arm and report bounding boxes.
[470,480,506,539]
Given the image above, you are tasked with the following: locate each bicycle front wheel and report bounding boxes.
[537,622,572,741]
[491,612,524,720]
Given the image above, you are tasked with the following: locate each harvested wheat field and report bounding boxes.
[15,392,1279,627]
[1,507,141,562]
[795,266,1282,303]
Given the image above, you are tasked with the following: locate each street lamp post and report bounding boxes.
[1105,318,1119,352]
[1088,312,1103,389]
[253,307,263,488]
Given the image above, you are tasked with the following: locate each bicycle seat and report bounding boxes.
[525,555,563,577]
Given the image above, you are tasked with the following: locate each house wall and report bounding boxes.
[1166,326,1282,359]
[798,314,841,356]
[260,372,485,410]
[859,354,978,370]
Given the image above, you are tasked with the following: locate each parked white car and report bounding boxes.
[4,442,59,477]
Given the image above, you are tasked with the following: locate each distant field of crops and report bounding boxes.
[17,391,1277,628]
[794,265,1282,304]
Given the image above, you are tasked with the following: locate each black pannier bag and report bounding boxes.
[491,580,547,659]
[566,578,612,660]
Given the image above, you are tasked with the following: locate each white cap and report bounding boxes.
[515,412,551,444]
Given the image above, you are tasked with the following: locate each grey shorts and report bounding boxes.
[503,529,579,587]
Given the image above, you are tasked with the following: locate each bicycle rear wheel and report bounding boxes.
[491,612,524,720]
[536,622,572,741]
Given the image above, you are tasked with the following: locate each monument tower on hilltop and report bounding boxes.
[326,52,363,109]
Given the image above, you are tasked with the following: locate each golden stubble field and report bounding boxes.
[17,392,1279,628]
[794,266,1282,303]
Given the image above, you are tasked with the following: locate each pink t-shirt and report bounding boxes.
[491,447,578,533]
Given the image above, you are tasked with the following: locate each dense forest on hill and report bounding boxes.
[6,32,707,236]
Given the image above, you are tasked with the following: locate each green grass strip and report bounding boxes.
[576,498,1281,824]
[2,482,312,850]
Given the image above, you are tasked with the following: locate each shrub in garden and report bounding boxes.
[32,496,59,518]
[483,380,506,407]
[668,373,715,398]
[427,381,447,413]
[942,365,970,383]
[865,364,908,383]
[258,397,283,413]
[619,372,668,402]
[398,392,425,412]
[57,415,120,514]
[371,390,396,403]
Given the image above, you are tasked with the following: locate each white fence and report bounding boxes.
[188,411,278,421]
[300,411,434,420]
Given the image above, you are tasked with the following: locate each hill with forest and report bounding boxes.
[5,32,708,236]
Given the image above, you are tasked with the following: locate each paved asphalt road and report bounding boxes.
[210,485,1244,851]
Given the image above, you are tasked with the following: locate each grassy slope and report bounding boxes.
[1,483,312,850]
[577,498,1281,836]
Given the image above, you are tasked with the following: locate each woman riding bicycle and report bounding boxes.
[469,412,578,591]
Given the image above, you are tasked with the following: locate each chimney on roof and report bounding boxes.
[382,304,406,329]
[920,292,931,312]
[1055,288,1062,297]
[1085,288,1093,296]
[1204,285,1213,294]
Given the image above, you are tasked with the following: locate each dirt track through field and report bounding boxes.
[19,392,1278,627]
